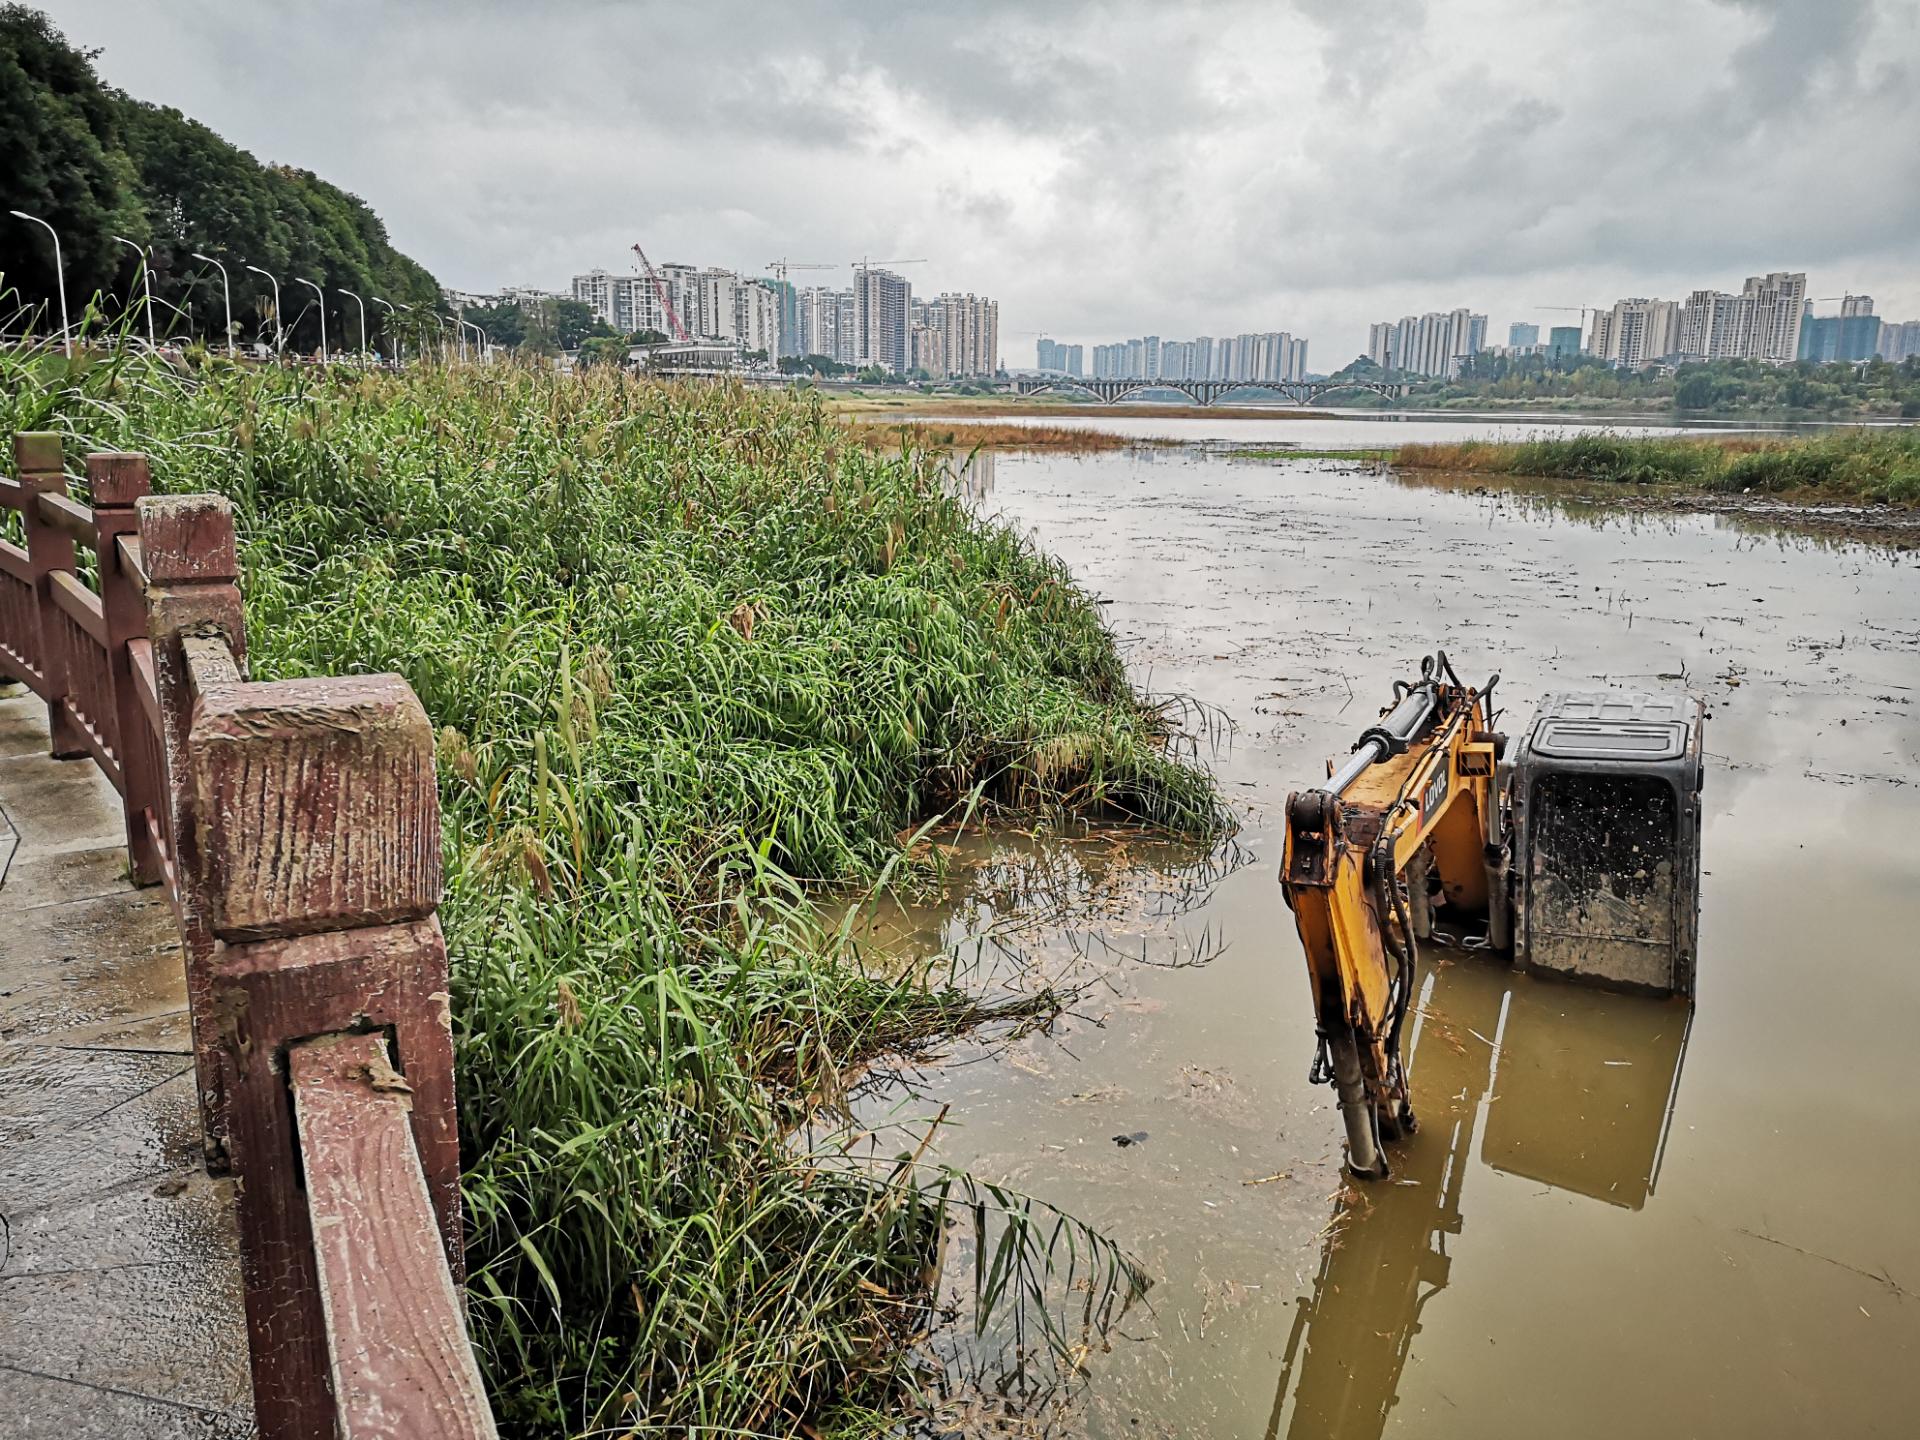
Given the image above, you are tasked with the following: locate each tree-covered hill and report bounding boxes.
[1,4,441,353]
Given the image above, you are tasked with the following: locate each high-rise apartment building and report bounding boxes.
[1743,271,1807,363]
[852,267,912,373]
[924,293,998,377]
[1678,289,1749,360]
[1877,319,1920,363]
[734,280,781,357]
[691,269,741,343]
[1798,295,1880,363]
[1077,330,1306,383]
[1590,298,1681,369]
[1367,309,1486,377]
[1664,271,1810,365]
[571,270,621,330]
[1036,337,1081,375]
[795,286,843,360]
[1509,322,1540,348]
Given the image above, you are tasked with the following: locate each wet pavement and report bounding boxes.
[836,444,1920,1438]
[0,687,250,1439]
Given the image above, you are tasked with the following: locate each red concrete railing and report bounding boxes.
[0,433,496,1440]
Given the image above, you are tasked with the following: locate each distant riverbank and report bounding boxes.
[827,390,1319,421]
[1392,428,1920,507]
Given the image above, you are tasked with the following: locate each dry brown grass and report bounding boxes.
[849,419,1160,452]
[1395,435,1774,474]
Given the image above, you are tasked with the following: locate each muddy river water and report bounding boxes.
[832,418,1920,1438]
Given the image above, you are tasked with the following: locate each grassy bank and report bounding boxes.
[1394,428,1920,506]
[4,346,1222,1434]
[850,419,1156,452]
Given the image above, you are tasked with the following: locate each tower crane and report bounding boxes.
[1536,303,1602,334]
[766,259,836,285]
[631,242,691,342]
[852,258,928,277]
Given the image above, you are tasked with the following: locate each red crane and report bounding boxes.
[631,242,691,342]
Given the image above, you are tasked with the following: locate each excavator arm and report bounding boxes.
[1280,651,1506,1177]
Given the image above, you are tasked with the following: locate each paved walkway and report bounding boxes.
[0,687,251,1438]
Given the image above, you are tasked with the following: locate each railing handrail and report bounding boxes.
[0,433,495,1440]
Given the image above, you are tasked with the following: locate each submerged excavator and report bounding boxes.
[1280,650,1704,1178]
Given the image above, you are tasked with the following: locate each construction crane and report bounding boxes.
[630,242,691,342]
[766,259,836,285]
[852,257,928,277]
[1280,650,1703,1179]
[1536,303,1602,331]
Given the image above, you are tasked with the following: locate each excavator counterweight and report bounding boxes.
[1279,651,1704,1178]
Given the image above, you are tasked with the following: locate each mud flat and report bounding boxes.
[833,445,1920,1438]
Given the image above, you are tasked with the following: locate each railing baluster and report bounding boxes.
[14,432,86,757]
[91,453,163,884]
[137,492,249,1166]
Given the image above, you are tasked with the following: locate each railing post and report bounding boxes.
[137,492,249,1165]
[189,668,457,1439]
[13,431,86,757]
[90,452,163,884]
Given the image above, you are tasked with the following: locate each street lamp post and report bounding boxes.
[294,276,327,363]
[243,263,283,355]
[9,210,71,357]
[372,297,400,367]
[338,288,368,366]
[461,319,486,362]
[111,235,155,349]
[190,252,235,356]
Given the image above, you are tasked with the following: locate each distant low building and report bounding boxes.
[1547,325,1583,360]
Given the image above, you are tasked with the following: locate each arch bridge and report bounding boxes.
[1014,375,1409,407]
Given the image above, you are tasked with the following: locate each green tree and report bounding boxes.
[0,5,143,319]
[578,334,630,368]
[552,298,607,350]
[1,5,441,354]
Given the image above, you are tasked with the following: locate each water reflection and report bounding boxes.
[1269,954,1691,1439]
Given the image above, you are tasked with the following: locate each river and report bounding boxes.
[827,415,1920,1438]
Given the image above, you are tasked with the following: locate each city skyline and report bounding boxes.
[42,1,1920,368]
[555,255,1000,375]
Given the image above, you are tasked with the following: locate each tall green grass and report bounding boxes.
[2,340,1222,1434]
[1394,428,1920,505]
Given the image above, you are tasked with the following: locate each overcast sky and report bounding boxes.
[46,0,1920,367]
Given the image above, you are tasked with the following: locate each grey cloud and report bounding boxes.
[40,0,1920,362]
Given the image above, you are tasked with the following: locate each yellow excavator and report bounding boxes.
[1280,650,1704,1177]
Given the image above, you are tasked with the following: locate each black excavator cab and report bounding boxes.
[1507,691,1706,999]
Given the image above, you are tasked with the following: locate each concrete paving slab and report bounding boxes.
[0,692,251,1437]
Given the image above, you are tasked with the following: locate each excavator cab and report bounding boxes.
[1279,652,1705,1177]
[1509,691,1704,997]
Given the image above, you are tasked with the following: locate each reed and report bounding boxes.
[852,419,1152,452]
[1,337,1222,1435]
[1393,429,1920,504]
